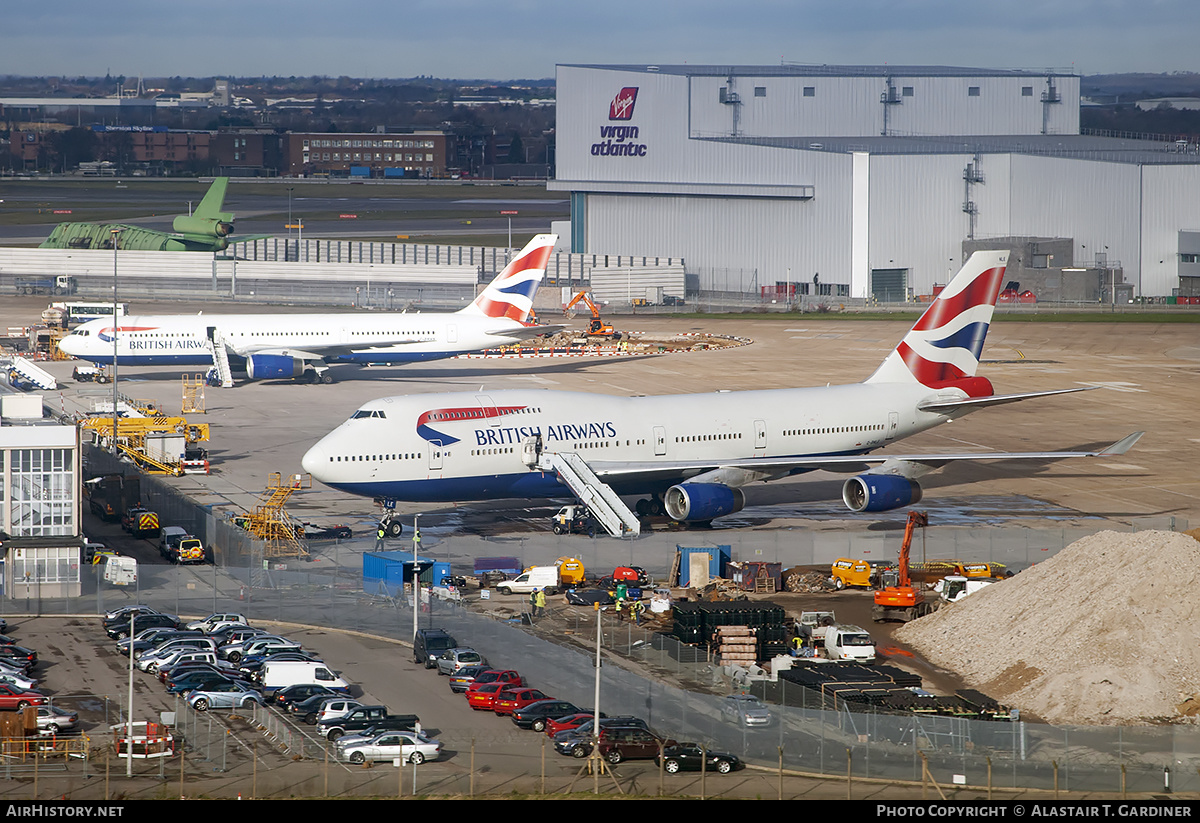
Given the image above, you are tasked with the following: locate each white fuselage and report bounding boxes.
[300,383,950,503]
[58,312,531,367]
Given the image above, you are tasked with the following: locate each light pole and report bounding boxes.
[111,228,121,455]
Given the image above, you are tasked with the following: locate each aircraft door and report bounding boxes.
[754,419,767,452]
[653,426,666,456]
[447,324,458,343]
[886,411,899,441]
[428,441,444,471]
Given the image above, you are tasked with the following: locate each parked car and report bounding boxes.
[543,713,596,738]
[466,683,506,712]
[493,688,550,717]
[307,698,362,727]
[0,646,38,670]
[553,718,649,756]
[413,629,457,669]
[187,682,263,711]
[317,705,419,742]
[35,705,79,735]
[105,613,180,640]
[272,684,340,710]
[720,693,773,727]
[657,743,742,774]
[594,727,673,765]
[0,684,47,710]
[447,665,490,693]
[435,648,488,676]
[336,731,442,765]
[511,700,585,732]
[186,613,249,633]
[466,669,522,692]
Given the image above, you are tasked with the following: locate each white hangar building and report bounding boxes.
[550,64,1200,300]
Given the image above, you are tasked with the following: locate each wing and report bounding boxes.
[574,431,1145,487]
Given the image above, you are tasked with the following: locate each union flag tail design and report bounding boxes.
[459,234,557,322]
[865,251,1008,387]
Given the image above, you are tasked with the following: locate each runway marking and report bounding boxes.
[1100,462,1146,471]
[784,328,809,332]
[1075,381,1147,393]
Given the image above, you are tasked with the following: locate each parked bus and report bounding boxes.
[54,302,129,325]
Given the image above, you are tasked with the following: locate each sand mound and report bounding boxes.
[894,530,1200,725]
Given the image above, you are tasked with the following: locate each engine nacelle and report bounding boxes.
[172,215,235,238]
[663,483,746,522]
[246,354,306,380]
[842,475,923,513]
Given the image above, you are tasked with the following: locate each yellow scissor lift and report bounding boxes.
[241,472,311,560]
[80,402,210,477]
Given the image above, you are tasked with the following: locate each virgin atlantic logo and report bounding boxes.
[609,87,638,120]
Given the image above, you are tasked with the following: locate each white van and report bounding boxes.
[261,661,350,694]
[494,565,559,595]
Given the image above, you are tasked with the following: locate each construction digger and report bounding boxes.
[563,291,621,340]
[872,511,933,623]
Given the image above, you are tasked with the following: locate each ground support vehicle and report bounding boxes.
[830,557,876,589]
[551,506,595,536]
[122,507,160,538]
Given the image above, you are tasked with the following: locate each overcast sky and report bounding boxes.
[7,1,1199,81]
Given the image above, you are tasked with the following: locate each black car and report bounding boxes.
[413,628,457,669]
[105,613,180,640]
[0,645,37,670]
[272,684,339,709]
[511,700,584,732]
[657,743,742,774]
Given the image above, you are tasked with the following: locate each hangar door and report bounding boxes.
[871,268,908,303]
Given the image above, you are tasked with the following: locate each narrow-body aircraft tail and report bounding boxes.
[866,250,1008,390]
[458,234,557,322]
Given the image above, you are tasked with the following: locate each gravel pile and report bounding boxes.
[894,530,1200,725]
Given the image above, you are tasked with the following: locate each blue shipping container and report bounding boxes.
[363,551,449,597]
[676,545,731,587]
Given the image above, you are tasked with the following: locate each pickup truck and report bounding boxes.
[316,705,420,741]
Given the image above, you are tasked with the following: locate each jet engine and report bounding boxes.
[663,483,746,522]
[842,474,923,513]
[172,214,235,239]
[246,354,306,380]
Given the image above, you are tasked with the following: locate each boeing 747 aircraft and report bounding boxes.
[58,234,559,385]
[301,250,1142,536]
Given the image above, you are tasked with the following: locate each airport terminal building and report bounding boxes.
[551,64,1200,300]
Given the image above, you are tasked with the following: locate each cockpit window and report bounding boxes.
[350,410,386,420]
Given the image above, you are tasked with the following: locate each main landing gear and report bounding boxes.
[305,365,335,385]
[635,496,665,517]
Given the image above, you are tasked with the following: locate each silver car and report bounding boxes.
[435,648,488,676]
[36,705,79,735]
[187,682,263,711]
[720,693,773,727]
[336,731,442,765]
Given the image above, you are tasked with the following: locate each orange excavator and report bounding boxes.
[872,511,933,623]
[564,291,621,339]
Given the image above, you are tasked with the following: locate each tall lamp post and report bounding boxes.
[111,228,121,455]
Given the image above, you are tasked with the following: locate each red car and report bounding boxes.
[470,669,522,690]
[544,712,601,738]
[493,688,549,717]
[466,683,506,711]
[0,683,47,710]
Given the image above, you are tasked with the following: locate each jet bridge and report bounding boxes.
[523,436,640,538]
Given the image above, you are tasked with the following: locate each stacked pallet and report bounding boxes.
[715,626,758,666]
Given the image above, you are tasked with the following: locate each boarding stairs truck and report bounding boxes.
[4,356,57,391]
[522,435,640,538]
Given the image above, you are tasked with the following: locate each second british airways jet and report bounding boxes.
[58,234,559,385]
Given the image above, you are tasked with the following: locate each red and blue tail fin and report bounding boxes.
[458,234,557,322]
[866,250,1008,388]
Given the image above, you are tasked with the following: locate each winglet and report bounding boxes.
[1098,431,1145,456]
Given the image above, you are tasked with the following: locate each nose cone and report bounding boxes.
[301,441,327,481]
[58,335,84,357]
